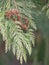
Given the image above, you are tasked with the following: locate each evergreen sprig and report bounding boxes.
[0,0,37,64]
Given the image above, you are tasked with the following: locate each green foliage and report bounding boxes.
[31,4,49,38]
[0,0,49,64]
[0,13,36,64]
[0,0,37,64]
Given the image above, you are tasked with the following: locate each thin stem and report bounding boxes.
[44,37,49,65]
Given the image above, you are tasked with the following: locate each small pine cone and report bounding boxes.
[24,17,29,25]
[20,24,28,30]
[17,15,21,21]
[12,18,16,21]
[11,9,19,15]
[5,11,12,19]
